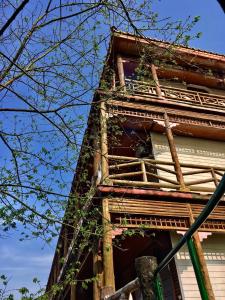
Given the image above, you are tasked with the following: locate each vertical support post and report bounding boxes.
[63,227,68,258]
[93,247,104,300]
[100,100,109,183]
[211,168,218,187]
[197,92,203,105]
[53,262,57,284]
[102,198,115,294]
[93,127,101,186]
[141,160,148,182]
[164,112,187,191]
[70,283,76,300]
[54,254,59,283]
[187,238,209,300]
[150,64,163,98]
[112,70,116,91]
[117,54,126,91]
[135,256,159,300]
[188,204,215,300]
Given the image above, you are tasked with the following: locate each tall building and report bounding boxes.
[46,30,225,300]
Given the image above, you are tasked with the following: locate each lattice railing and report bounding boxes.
[108,155,225,192]
[125,78,225,109]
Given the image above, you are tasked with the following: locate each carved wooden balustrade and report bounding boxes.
[108,155,225,193]
[125,78,225,110]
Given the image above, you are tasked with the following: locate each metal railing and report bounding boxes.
[125,78,225,110]
[108,155,225,193]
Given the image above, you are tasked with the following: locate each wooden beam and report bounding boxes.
[187,204,215,300]
[164,112,187,191]
[112,70,116,91]
[93,247,104,300]
[93,130,101,186]
[117,54,126,91]
[150,63,163,98]
[100,100,109,183]
[141,161,148,182]
[106,278,140,300]
[70,283,76,300]
[102,198,115,292]
[63,227,68,258]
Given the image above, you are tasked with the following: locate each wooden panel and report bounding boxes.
[108,198,189,217]
[107,101,225,133]
[108,198,225,221]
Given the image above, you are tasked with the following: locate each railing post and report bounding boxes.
[150,64,163,98]
[211,168,218,187]
[164,112,187,191]
[135,256,159,300]
[197,92,203,105]
[141,160,148,182]
[117,55,126,91]
[102,199,115,296]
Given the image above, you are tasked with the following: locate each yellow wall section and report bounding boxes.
[151,133,225,190]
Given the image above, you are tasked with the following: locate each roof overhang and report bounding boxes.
[108,30,225,71]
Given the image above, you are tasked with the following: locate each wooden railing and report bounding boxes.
[125,78,225,110]
[108,155,225,192]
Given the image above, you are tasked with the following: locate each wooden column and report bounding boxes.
[141,160,148,182]
[112,70,116,91]
[150,64,163,98]
[93,248,104,300]
[135,256,158,300]
[63,227,68,257]
[211,168,218,187]
[102,198,115,294]
[70,283,76,300]
[100,100,109,183]
[164,112,187,191]
[53,263,57,284]
[54,254,59,283]
[117,54,126,91]
[93,128,101,186]
[188,204,215,300]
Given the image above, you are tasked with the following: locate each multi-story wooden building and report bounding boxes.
[46,30,225,300]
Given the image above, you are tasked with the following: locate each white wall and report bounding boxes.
[171,232,225,300]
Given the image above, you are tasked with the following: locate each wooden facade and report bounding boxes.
[46,30,225,299]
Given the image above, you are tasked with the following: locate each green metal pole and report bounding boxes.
[187,238,209,300]
[154,275,164,300]
[154,173,225,276]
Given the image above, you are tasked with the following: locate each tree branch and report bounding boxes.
[0,0,30,36]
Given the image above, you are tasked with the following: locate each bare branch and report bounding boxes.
[0,0,30,36]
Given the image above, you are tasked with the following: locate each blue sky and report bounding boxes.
[152,0,225,54]
[0,236,54,297]
[0,0,224,298]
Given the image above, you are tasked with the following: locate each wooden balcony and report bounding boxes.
[125,78,225,111]
[108,155,225,193]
